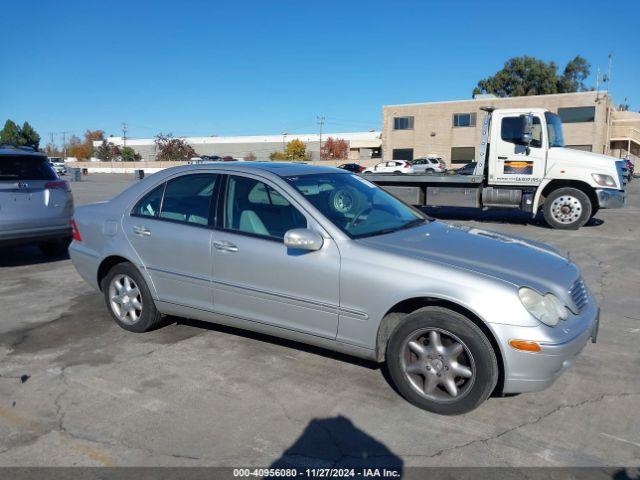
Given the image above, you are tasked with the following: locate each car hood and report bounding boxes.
[358,221,579,297]
[548,147,620,172]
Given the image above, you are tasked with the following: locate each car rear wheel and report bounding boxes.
[543,187,591,230]
[102,262,163,332]
[386,307,498,415]
[39,237,71,257]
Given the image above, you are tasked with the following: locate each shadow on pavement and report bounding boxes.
[174,317,379,370]
[269,415,404,472]
[0,245,69,267]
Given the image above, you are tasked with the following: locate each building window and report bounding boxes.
[450,147,475,164]
[557,106,595,123]
[453,113,477,127]
[392,148,414,161]
[566,144,593,152]
[393,117,414,130]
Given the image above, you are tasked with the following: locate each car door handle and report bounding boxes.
[213,240,238,252]
[498,156,508,160]
[132,226,151,237]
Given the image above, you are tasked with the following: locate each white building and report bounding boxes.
[95,131,382,162]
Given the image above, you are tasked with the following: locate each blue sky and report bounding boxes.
[1,0,638,144]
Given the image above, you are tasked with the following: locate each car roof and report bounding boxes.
[0,147,47,157]
[163,161,342,177]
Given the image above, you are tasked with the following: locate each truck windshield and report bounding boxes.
[545,112,565,147]
[285,173,427,239]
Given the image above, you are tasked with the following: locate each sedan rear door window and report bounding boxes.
[160,174,218,225]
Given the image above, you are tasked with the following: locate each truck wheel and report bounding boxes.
[101,262,163,333]
[385,307,498,415]
[543,187,592,230]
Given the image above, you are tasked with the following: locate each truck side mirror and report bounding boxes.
[520,114,533,145]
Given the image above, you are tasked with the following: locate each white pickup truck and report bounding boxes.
[365,107,627,229]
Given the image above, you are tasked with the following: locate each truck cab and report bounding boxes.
[480,107,626,228]
[365,107,626,230]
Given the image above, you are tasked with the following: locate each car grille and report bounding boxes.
[569,278,588,313]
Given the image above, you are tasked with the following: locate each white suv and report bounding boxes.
[410,157,446,173]
[364,160,414,174]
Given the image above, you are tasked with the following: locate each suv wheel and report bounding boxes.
[102,262,163,332]
[543,187,591,230]
[386,307,498,415]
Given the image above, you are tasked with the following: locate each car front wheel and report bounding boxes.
[386,307,498,415]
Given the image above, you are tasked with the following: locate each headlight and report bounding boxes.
[591,173,617,187]
[518,287,568,327]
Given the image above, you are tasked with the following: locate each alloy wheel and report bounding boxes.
[400,328,476,402]
[108,274,143,325]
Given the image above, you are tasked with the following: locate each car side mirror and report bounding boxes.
[520,114,533,145]
[284,228,324,251]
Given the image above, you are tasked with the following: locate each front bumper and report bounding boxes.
[491,299,599,394]
[596,188,626,209]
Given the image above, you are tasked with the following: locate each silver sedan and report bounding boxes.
[70,163,599,414]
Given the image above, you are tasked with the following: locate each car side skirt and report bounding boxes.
[156,300,378,361]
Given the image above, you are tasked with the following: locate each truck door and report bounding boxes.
[492,113,545,186]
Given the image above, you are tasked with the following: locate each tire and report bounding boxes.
[385,307,498,415]
[393,170,402,173]
[543,187,592,230]
[425,168,435,173]
[39,237,71,257]
[101,262,163,333]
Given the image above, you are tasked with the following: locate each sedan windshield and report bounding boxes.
[285,173,427,238]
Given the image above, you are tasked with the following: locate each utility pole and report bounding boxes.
[122,123,128,148]
[61,131,68,160]
[605,53,613,155]
[48,132,55,156]
[317,115,325,160]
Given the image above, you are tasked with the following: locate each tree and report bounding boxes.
[94,140,122,162]
[244,152,257,161]
[20,122,41,149]
[66,135,84,159]
[44,142,62,157]
[121,146,141,162]
[269,151,288,161]
[0,119,42,149]
[321,137,349,160]
[473,55,591,97]
[154,133,196,162]
[80,130,105,160]
[558,56,590,93]
[284,139,308,160]
[0,120,23,146]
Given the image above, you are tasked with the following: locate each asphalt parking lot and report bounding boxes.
[0,172,638,467]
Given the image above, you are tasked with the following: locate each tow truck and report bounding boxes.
[365,107,627,229]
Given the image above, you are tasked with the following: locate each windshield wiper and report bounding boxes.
[353,218,426,239]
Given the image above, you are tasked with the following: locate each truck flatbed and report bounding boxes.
[361,173,484,185]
